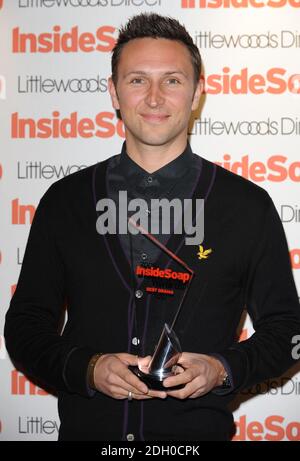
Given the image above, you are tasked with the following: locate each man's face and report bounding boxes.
[109,38,202,150]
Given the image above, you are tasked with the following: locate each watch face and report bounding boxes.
[222,375,231,389]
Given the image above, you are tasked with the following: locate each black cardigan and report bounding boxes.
[5,155,300,441]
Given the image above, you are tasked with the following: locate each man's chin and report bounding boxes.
[134,134,177,148]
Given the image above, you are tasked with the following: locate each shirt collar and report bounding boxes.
[119,141,194,196]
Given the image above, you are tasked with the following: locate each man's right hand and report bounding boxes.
[93,352,167,400]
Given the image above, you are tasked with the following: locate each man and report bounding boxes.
[5,13,300,441]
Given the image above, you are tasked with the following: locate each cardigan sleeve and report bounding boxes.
[4,186,98,398]
[218,194,300,392]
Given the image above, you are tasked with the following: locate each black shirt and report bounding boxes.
[107,142,202,271]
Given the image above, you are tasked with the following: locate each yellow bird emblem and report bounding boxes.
[197,245,212,260]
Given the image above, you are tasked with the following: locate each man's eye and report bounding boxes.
[166,78,180,85]
[130,78,144,84]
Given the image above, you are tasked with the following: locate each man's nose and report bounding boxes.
[145,83,165,108]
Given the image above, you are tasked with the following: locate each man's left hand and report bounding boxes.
[162,352,225,399]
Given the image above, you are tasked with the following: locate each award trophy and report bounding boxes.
[128,217,195,390]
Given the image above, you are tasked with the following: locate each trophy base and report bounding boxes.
[129,366,184,391]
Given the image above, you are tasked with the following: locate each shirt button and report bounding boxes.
[126,433,135,441]
[135,289,143,299]
[147,176,153,183]
[141,253,148,261]
[132,337,140,346]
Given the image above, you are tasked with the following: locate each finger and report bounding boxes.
[117,353,139,367]
[112,375,148,396]
[173,364,185,375]
[108,385,151,400]
[188,381,207,399]
[107,384,140,400]
[138,355,152,366]
[132,394,153,400]
[137,355,152,372]
[176,352,191,367]
[147,389,167,399]
[166,381,196,399]
[133,389,167,400]
[109,385,129,399]
[163,369,195,389]
[189,389,205,399]
[121,367,149,394]
[111,388,156,401]
[109,359,149,394]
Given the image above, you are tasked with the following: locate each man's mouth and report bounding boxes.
[140,113,170,123]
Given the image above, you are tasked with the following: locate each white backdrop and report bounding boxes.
[0,0,300,441]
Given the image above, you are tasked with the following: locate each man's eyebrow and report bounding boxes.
[123,70,188,78]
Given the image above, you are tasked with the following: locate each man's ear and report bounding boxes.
[108,77,120,110]
[191,79,203,111]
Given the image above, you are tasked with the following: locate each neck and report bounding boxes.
[125,137,188,174]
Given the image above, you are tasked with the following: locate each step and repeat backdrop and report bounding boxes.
[0,0,300,441]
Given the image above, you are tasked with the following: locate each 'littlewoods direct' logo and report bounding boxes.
[96,192,204,245]
[194,31,300,50]
[19,417,58,435]
[182,0,300,7]
[241,376,300,396]
[18,0,162,6]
